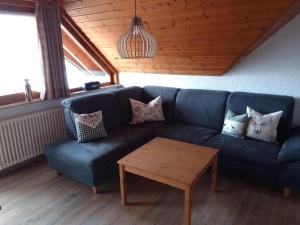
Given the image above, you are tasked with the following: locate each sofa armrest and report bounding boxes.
[278,127,300,162]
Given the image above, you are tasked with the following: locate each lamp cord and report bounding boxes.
[135,0,137,17]
[134,0,137,57]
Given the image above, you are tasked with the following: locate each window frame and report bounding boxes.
[0,4,40,107]
[62,28,112,89]
[0,92,40,107]
[0,3,116,107]
[60,9,117,84]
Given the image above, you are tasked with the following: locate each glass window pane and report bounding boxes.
[65,59,110,89]
[0,14,42,96]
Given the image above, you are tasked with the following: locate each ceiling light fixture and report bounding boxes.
[117,0,157,59]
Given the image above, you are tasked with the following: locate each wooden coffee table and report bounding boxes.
[117,137,219,225]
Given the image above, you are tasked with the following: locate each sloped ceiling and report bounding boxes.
[62,0,297,75]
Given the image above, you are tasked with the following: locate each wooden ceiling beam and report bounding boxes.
[62,29,102,71]
[60,8,118,82]
[225,0,300,73]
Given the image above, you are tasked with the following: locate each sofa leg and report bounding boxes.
[283,188,291,197]
[92,186,101,194]
[56,170,63,176]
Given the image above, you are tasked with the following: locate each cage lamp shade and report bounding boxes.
[117,16,157,59]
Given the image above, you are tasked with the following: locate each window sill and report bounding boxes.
[0,85,123,121]
[70,83,117,96]
[0,99,41,110]
[0,84,117,110]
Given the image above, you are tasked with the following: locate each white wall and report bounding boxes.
[119,15,300,126]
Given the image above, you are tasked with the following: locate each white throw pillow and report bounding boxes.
[246,106,283,143]
[73,110,108,143]
[222,110,248,139]
[130,96,165,124]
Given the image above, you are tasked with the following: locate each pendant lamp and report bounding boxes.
[117,0,157,59]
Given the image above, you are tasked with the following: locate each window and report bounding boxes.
[65,59,109,90]
[0,9,115,106]
[0,13,42,97]
[62,28,111,91]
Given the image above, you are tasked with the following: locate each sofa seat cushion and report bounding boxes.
[219,157,278,185]
[43,126,154,185]
[156,123,218,145]
[130,122,166,132]
[207,134,281,168]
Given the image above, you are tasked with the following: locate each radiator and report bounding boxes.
[0,108,67,171]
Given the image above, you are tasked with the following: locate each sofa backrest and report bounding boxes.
[226,92,295,143]
[113,86,143,124]
[113,85,179,124]
[175,89,229,130]
[62,92,123,139]
[142,86,180,122]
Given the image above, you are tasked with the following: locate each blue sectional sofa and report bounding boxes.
[43,86,300,195]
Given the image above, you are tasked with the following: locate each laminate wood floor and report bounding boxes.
[0,161,300,225]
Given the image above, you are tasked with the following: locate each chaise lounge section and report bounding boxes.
[44,91,155,193]
[44,85,299,195]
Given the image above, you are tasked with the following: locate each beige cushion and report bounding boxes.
[246,106,282,143]
[130,96,165,124]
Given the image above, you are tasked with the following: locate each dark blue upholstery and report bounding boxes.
[43,85,300,192]
[113,86,143,124]
[131,121,165,132]
[219,157,278,185]
[63,108,77,139]
[277,128,300,191]
[279,137,300,162]
[44,126,154,186]
[175,89,229,130]
[226,92,295,143]
[278,129,300,162]
[142,86,180,122]
[62,92,123,139]
[278,162,300,190]
[207,134,281,168]
[156,123,218,145]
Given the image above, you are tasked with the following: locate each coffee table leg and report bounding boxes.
[184,187,191,225]
[119,164,127,206]
[211,156,218,192]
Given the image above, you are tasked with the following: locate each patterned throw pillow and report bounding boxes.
[246,106,283,143]
[73,110,108,143]
[130,96,165,124]
[222,110,248,139]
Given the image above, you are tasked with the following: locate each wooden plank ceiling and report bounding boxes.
[62,0,296,75]
[62,28,103,72]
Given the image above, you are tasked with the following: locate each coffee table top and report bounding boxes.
[118,137,218,189]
